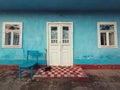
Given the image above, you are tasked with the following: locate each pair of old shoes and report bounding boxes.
[45,66,52,71]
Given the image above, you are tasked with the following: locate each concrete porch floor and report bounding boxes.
[0,69,120,90]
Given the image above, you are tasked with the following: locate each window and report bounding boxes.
[62,26,69,43]
[51,26,58,44]
[2,22,22,48]
[97,22,117,48]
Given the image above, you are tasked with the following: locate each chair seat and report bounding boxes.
[19,61,37,68]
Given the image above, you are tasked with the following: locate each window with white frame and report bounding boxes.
[97,22,117,48]
[2,22,22,48]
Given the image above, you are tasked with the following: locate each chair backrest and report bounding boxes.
[27,50,39,62]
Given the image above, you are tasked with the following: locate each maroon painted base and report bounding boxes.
[0,64,120,70]
[0,65,18,70]
[74,64,120,69]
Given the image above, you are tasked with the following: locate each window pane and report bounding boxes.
[62,26,69,39]
[51,26,58,44]
[100,33,107,45]
[51,27,57,39]
[109,32,115,45]
[62,26,69,44]
[13,32,19,45]
[100,24,114,30]
[5,24,20,30]
[5,32,11,45]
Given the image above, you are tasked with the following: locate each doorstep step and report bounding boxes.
[33,66,89,81]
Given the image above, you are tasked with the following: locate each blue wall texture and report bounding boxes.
[0,11,120,64]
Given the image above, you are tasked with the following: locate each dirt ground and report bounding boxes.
[0,69,120,90]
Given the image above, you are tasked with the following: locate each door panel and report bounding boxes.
[48,24,60,66]
[50,52,59,66]
[61,48,70,66]
[60,24,72,66]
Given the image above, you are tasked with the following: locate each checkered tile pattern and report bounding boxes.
[33,66,89,81]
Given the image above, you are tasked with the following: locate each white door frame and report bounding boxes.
[46,22,73,66]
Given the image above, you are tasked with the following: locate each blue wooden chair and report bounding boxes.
[19,50,40,80]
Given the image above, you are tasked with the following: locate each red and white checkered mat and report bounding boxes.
[33,66,89,81]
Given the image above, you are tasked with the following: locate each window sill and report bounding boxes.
[2,45,22,48]
[98,45,118,48]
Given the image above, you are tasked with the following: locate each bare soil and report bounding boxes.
[0,69,120,90]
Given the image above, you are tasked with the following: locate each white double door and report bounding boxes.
[47,22,73,66]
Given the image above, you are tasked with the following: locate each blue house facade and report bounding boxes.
[0,0,120,66]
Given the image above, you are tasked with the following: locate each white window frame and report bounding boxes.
[97,22,118,48]
[2,22,22,48]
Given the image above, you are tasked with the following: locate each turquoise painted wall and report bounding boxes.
[0,11,120,64]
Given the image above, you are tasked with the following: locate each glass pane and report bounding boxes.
[13,32,19,45]
[5,24,20,30]
[100,33,107,45]
[62,26,69,44]
[109,32,115,45]
[51,27,57,39]
[100,24,114,30]
[62,26,69,39]
[5,32,11,45]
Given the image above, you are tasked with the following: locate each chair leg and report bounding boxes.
[19,67,22,80]
[19,66,35,80]
[30,67,33,80]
